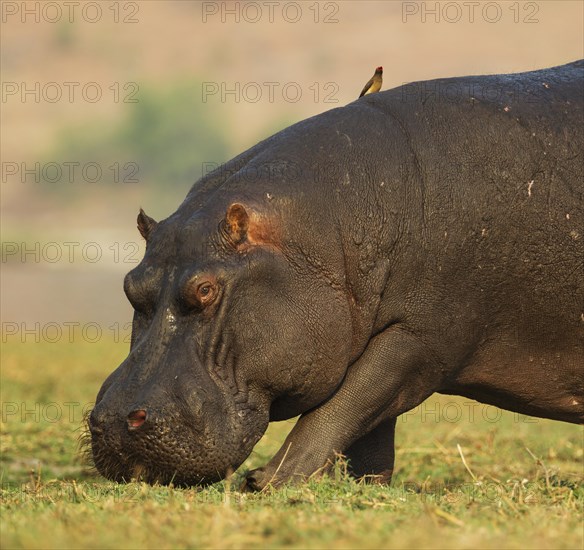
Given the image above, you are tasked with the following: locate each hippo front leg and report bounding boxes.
[245,327,442,490]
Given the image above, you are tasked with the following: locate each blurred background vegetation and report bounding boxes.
[46,80,231,205]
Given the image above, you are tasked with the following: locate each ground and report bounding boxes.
[1,340,582,549]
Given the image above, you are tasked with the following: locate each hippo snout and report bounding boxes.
[89,403,221,486]
[87,366,269,487]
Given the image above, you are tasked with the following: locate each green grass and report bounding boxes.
[1,340,582,549]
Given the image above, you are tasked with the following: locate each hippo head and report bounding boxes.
[89,196,353,486]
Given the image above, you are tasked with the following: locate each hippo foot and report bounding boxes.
[241,468,269,492]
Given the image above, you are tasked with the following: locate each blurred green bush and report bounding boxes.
[47,79,230,199]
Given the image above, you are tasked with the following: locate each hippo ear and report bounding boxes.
[137,208,158,241]
[223,202,280,250]
[224,203,249,245]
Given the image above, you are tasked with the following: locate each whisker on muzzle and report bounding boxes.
[77,407,98,472]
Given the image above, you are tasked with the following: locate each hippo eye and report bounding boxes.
[181,274,219,311]
[195,281,217,307]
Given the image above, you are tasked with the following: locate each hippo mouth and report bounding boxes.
[84,407,255,487]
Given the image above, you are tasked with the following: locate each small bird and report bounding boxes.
[359,66,383,98]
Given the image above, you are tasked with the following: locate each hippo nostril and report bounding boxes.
[127,409,147,429]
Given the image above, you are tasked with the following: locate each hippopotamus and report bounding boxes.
[89,60,584,490]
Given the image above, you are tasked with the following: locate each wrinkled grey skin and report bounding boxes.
[90,61,583,489]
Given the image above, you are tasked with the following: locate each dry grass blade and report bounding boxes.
[261,442,292,492]
[433,506,466,527]
[525,446,552,492]
[457,443,478,482]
